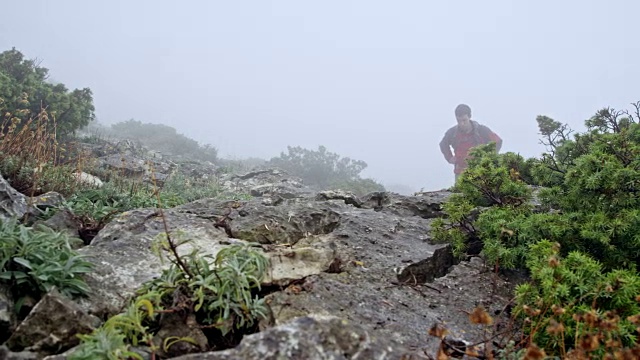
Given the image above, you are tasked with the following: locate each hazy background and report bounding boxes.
[1,0,638,192]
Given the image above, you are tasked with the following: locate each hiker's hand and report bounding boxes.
[448,156,457,164]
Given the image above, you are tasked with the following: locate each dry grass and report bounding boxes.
[0,103,91,197]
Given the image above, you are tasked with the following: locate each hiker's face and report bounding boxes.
[456,114,471,131]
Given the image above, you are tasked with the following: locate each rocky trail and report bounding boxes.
[0,141,523,359]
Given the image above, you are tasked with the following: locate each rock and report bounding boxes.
[74,192,477,354]
[97,151,175,187]
[42,346,152,360]
[360,190,453,219]
[0,173,30,221]
[152,313,208,358]
[0,345,39,360]
[229,202,341,245]
[0,165,514,356]
[260,201,515,354]
[171,314,422,360]
[0,285,14,344]
[249,183,303,199]
[261,234,341,286]
[173,160,218,180]
[315,189,363,207]
[100,153,146,177]
[75,201,343,316]
[5,289,100,357]
[72,171,103,188]
[32,209,83,247]
[220,168,312,199]
[73,138,177,187]
[29,191,66,210]
[395,244,454,284]
[75,207,230,316]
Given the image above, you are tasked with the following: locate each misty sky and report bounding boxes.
[1,1,639,192]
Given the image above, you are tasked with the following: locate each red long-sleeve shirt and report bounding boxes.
[439,121,502,174]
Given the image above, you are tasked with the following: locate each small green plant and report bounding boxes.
[145,233,270,335]
[70,228,270,359]
[0,218,93,314]
[70,326,146,360]
[70,293,162,360]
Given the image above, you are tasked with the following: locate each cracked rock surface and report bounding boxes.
[73,190,516,355]
[0,168,521,358]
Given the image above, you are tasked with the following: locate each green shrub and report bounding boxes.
[108,119,218,163]
[514,240,640,357]
[327,177,385,196]
[268,145,385,194]
[0,48,95,137]
[0,218,92,313]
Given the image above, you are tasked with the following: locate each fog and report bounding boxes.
[1,0,639,192]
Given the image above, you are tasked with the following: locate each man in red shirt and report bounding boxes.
[439,104,502,181]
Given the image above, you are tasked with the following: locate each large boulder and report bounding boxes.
[74,198,344,317]
[75,191,481,353]
[12,186,516,358]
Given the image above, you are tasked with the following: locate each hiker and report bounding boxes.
[439,104,503,181]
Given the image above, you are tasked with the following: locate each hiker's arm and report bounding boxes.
[439,133,454,163]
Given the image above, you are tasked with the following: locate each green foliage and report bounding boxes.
[474,206,533,270]
[216,157,267,175]
[514,240,640,357]
[70,294,161,360]
[430,194,476,259]
[61,171,248,221]
[70,326,146,360]
[27,168,250,246]
[454,143,533,207]
[327,177,385,196]
[0,48,95,136]
[268,145,385,195]
[0,218,92,313]
[70,230,270,359]
[108,119,218,162]
[531,103,640,269]
[145,236,270,335]
[432,143,536,268]
[67,181,181,216]
[160,171,244,204]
